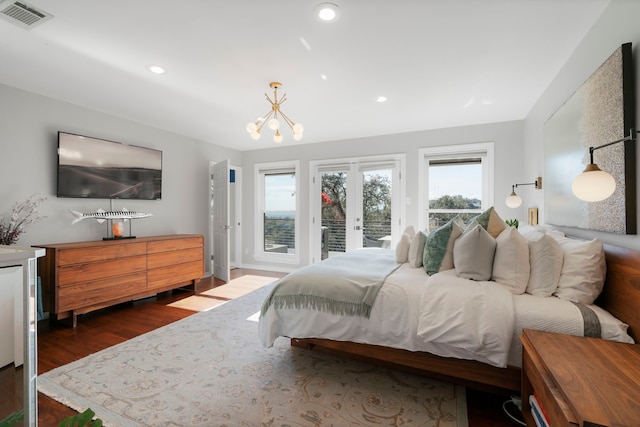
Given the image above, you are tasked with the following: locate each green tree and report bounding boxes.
[428,194,480,229]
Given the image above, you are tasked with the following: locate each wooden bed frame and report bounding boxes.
[291,243,640,394]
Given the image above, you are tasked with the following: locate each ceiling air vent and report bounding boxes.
[0,1,53,29]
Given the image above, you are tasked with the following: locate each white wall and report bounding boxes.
[0,83,242,269]
[523,0,640,249]
[241,120,526,269]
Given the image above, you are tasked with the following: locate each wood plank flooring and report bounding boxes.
[1,268,519,426]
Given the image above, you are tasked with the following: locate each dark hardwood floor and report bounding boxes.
[1,268,521,426]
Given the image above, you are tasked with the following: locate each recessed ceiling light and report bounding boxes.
[320,74,328,80]
[147,65,166,74]
[314,3,340,23]
[376,96,387,103]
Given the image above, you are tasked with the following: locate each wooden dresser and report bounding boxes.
[36,234,204,326]
[521,328,640,427]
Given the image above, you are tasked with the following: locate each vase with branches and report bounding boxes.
[0,193,46,245]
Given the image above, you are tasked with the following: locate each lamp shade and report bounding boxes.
[572,164,616,202]
[505,192,522,208]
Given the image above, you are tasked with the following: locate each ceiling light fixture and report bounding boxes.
[147,65,165,74]
[376,96,387,103]
[246,82,304,144]
[572,129,639,202]
[314,3,340,22]
[505,177,542,208]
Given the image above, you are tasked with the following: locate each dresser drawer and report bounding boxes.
[57,242,147,266]
[58,271,147,312]
[147,260,203,290]
[147,236,203,254]
[58,255,147,285]
[147,247,203,270]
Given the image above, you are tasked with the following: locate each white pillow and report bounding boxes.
[553,237,606,304]
[395,232,411,263]
[403,225,416,240]
[453,224,496,281]
[492,227,530,294]
[408,231,427,268]
[526,233,563,296]
[590,304,635,344]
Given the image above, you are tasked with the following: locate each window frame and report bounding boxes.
[254,160,300,264]
[418,142,494,231]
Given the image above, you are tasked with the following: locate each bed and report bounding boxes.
[258,218,640,394]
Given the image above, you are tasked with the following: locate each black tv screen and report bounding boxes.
[57,132,162,200]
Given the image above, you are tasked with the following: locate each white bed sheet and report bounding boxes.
[259,264,634,368]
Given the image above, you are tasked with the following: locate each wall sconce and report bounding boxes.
[505,177,542,208]
[572,129,638,202]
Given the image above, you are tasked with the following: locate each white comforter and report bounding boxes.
[259,262,634,368]
[416,269,514,367]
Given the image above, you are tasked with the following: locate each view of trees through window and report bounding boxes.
[427,160,482,230]
[321,170,392,253]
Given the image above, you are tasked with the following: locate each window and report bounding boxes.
[255,161,299,263]
[418,143,494,231]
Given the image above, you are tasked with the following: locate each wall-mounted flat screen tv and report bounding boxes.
[57,131,162,200]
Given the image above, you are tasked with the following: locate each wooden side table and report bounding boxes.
[521,329,640,427]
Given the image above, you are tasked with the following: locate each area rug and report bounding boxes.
[38,283,468,427]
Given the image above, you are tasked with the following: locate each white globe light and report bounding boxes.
[246,122,257,133]
[505,193,522,208]
[250,131,261,140]
[293,123,304,133]
[268,118,280,131]
[273,131,283,143]
[292,132,303,141]
[572,167,616,202]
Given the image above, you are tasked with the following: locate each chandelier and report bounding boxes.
[246,82,304,143]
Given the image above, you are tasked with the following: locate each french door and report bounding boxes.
[311,156,404,263]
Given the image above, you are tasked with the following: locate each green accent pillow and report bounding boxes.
[423,218,464,275]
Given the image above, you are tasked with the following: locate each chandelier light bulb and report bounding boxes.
[246,122,257,133]
[293,123,304,134]
[273,130,283,143]
[268,118,280,131]
[250,131,261,140]
[293,132,303,141]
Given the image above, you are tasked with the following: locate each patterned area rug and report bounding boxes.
[38,283,468,426]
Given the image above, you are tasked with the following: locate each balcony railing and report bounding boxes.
[322,218,391,253]
[264,216,295,252]
[263,216,391,256]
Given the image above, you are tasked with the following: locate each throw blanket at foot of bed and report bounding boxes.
[260,248,401,319]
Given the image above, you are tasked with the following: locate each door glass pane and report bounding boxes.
[321,171,347,258]
[362,169,392,248]
[264,172,296,255]
[428,161,482,230]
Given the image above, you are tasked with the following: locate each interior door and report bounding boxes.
[212,159,230,282]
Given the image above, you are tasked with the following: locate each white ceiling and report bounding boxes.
[0,0,610,151]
